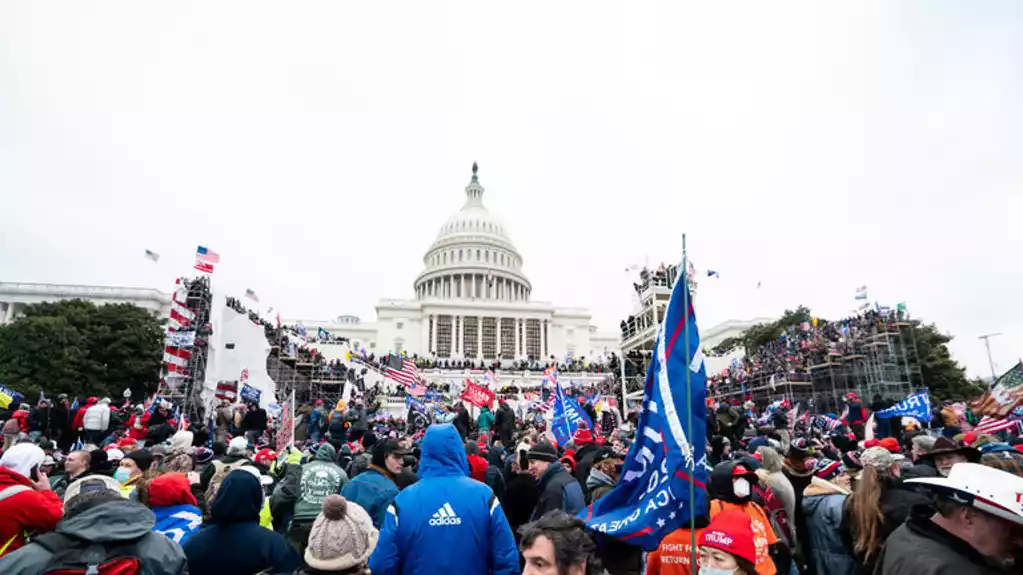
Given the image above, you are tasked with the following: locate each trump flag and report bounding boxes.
[552,380,593,446]
[580,266,708,550]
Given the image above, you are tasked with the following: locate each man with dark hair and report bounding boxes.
[519,510,601,575]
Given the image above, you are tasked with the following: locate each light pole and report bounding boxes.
[978,333,1001,384]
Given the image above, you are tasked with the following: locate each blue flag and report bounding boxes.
[580,265,708,550]
[405,396,427,414]
[317,327,329,341]
[552,381,593,445]
[876,390,931,421]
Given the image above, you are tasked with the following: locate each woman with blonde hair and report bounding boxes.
[843,446,931,574]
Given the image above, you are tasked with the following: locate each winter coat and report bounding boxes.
[328,409,348,442]
[493,403,515,445]
[183,470,302,575]
[876,506,1012,575]
[585,467,616,504]
[10,410,30,434]
[127,411,150,441]
[242,407,268,433]
[477,407,495,432]
[294,443,349,522]
[342,465,398,530]
[70,398,98,431]
[453,407,471,439]
[367,424,518,575]
[0,498,187,575]
[843,474,933,574]
[198,453,249,493]
[573,443,600,489]
[802,477,857,575]
[82,398,112,431]
[531,461,585,520]
[504,474,537,531]
[307,407,324,437]
[756,469,797,547]
[0,468,63,559]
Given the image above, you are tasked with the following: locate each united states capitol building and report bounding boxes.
[288,164,620,364]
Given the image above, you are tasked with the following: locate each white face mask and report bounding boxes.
[733,477,751,499]
[701,568,737,575]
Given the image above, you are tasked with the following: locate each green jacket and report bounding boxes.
[477,407,495,432]
[293,443,349,522]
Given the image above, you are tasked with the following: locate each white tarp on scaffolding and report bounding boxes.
[203,290,277,409]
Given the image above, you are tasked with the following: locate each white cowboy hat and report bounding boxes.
[906,462,1023,526]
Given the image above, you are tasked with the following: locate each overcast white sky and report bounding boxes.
[1,2,1020,379]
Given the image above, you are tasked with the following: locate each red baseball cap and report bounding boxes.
[731,464,755,477]
[864,439,881,449]
[701,509,756,564]
[254,448,277,466]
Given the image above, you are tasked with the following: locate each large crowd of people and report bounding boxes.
[0,378,1019,575]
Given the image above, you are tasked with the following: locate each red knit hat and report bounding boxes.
[572,422,594,446]
[701,510,756,564]
[148,472,198,508]
[879,438,901,453]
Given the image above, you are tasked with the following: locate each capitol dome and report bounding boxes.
[414,163,532,302]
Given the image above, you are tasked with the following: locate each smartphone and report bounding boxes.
[29,465,39,481]
[519,450,529,472]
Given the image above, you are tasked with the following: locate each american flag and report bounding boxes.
[542,365,558,386]
[196,246,220,264]
[533,392,557,414]
[812,414,842,432]
[974,415,1022,435]
[385,358,421,387]
[483,370,498,388]
[407,382,427,397]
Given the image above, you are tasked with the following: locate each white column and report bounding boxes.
[477,317,483,360]
[460,275,465,299]
[430,314,438,355]
[496,318,502,359]
[540,319,547,359]
[515,318,521,359]
[458,316,464,357]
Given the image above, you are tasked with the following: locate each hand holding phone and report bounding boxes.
[29,467,51,492]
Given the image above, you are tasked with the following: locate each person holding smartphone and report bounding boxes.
[0,443,63,559]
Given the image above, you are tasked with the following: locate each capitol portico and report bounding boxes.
[290,164,620,362]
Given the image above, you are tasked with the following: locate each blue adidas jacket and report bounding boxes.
[368,424,519,575]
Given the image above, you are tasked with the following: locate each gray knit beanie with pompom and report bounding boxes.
[304,495,379,571]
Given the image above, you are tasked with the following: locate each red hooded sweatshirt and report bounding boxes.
[466,454,488,482]
[0,468,63,558]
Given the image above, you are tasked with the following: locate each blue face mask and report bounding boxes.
[113,468,132,483]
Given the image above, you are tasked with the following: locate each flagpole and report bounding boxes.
[682,234,697,571]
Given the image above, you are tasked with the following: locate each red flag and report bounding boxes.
[460,379,496,408]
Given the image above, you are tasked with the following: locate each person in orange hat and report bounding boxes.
[698,509,759,575]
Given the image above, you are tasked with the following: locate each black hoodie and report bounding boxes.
[183,470,301,575]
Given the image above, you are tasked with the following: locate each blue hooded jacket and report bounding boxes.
[183,470,302,575]
[368,424,519,575]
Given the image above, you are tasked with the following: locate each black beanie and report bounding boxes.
[125,450,154,472]
[527,442,558,463]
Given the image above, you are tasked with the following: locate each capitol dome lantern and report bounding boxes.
[414,163,532,302]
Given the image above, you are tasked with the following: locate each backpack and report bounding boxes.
[752,482,793,552]
[204,459,248,505]
[33,531,144,575]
